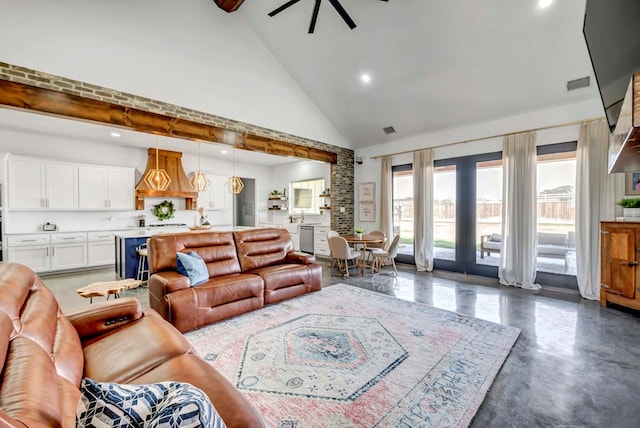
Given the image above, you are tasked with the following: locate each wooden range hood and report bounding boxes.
[135,148,197,210]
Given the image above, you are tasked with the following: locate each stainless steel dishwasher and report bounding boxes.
[300,225,314,254]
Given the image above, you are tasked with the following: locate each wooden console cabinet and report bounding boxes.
[600,221,640,310]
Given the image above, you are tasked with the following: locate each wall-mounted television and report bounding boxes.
[583,0,640,130]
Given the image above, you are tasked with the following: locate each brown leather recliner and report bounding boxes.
[148,228,322,333]
[0,262,265,428]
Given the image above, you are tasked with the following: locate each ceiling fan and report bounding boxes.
[268,0,388,34]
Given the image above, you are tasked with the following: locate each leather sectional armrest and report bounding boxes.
[67,297,143,341]
[287,252,316,265]
[149,271,191,294]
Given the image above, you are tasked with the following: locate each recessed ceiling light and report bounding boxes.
[221,150,228,154]
[360,74,371,83]
[110,132,121,138]
[538,0,553,8]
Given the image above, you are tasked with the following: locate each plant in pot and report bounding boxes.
[354,227,365,239]
[619,198,640,218]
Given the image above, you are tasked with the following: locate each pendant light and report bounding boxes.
[144,137,171,191]
[189,142,210,192]
[226,148,244,194]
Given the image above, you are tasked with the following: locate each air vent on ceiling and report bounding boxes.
[567,76,590,91]
[383,126,396,135]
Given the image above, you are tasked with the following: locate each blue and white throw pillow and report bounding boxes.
[76,378,226,428]
[176,251,209,286]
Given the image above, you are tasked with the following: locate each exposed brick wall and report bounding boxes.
[0,62,355,234]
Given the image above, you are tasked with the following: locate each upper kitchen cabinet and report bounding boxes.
[7,158,78,210]
[198,174,231,211]
[78,166,135,210]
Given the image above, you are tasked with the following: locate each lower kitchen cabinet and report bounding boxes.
[6,231,116,273]
[314,226,330,257]
[7,245,51,273]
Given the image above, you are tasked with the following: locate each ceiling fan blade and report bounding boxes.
[268,0,303,17]
[308,0,322,33]
[327,0,356,29]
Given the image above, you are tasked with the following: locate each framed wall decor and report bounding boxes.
[625,172,640,196]
[359,202,375,222]
[359,182,375,202]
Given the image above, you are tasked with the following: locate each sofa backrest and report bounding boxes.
[537,232,568,246]
[233,228,294,272]
[148,231,242,277]
[0,262,84,427]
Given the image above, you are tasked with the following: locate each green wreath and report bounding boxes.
[153,200,175,221]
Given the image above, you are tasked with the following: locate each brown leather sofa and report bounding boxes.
[0,262,265,428]
[148,228,322,333]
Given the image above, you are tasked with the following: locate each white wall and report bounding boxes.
[353,99,625,232]
[0,0,349,149]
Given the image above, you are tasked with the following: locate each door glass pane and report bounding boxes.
[536,151,576,275]
[392,169,413,258]
[476,160,503,266]
[434,165,456,261]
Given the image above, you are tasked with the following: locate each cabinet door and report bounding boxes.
[601,226,636,299]
[88,241,115,266]
[7,245,50,272]
[8,159,46,209]
[46,163,78,209]
[210,175,229,210]
[78,167,108,209]
[51,243,87,271]
[107,168,134,209]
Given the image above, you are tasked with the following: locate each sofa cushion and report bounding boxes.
[166,274,265,333]
[233,228,294,272]
[249,263,322,304]
[76,378,225,428]
[149,232,241,277]
[177,251,209,286]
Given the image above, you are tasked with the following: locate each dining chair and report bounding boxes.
[363,230,386,267]
[328,236,361,278]
[326,230,340,269]
[369,234,400,277]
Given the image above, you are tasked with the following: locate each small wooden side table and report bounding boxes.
[76,279,142,303]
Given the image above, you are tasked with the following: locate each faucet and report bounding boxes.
[299,210,305,224]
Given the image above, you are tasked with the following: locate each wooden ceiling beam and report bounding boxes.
[0,79,337,164]
[213,0,245,13]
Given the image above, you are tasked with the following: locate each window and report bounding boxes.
[536,143,576,276]
[290,178,325,214]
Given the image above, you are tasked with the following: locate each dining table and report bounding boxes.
[341,234,386,276]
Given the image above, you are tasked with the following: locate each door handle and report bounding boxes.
[626,261,638,267]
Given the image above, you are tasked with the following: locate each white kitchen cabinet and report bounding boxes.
[7,159,78,209]
[7,245,51,273]
[87,231,116,266]
[51,242,87,271]
[7,232,89,273]
[78,166,134,209]
[198,175,231,210]
[314,226,330,257]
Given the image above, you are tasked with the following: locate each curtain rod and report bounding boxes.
[369,115,605,160]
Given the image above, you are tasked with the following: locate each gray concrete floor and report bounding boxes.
[43,263,640,427]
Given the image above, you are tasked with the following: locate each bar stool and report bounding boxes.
[136,243,149,285]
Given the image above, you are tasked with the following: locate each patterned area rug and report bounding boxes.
[185,284,520,427]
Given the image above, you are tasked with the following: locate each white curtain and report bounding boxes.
[379,156,394,242]
[413,149,434,271]
[576,120,615,299]
[499,132,540,290]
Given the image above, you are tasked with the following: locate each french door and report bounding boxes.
[433,152,503,276]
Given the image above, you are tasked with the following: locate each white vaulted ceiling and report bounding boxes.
[238,0,599,147]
